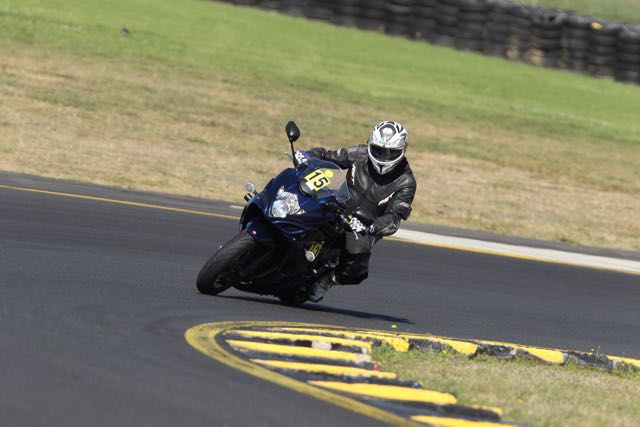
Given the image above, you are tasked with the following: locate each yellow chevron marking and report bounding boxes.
[226,330,372,351]
[344,330,481,357]
[407,336,477,356]
[609,356,640,369]
[251,360,397,379]
[473,340,565,364]
[473,339,522,348]
[226,340,371,363]
[469,405,504,417]
[309,381,457,405]
[274,327,410,352]
[437,339,478,356]
[518,347,565,364]
[412,415,515,426]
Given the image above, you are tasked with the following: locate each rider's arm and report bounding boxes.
[308,146,360,169]
[371,185,416,236]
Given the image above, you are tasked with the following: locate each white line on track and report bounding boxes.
[393,229,640,276]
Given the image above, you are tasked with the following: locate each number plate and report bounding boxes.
[304,169,334,191]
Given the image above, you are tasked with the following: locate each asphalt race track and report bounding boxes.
[1,173,639,427]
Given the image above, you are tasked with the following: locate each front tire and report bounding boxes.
[196,231,257,295]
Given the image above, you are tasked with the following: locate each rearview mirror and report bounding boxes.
[285,121,300,143]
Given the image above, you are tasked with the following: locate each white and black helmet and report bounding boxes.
[367,120,409,175]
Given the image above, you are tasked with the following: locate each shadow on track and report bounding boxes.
[218,295,413,325]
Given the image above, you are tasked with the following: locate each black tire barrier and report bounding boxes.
[356,0,385,31]
[211,0,640,85]
[460,0,491,14]
[385,0,416,37]
[455,0,490,52]
[256,0,282,10]
[526,8,567,67]
[619,25,640,45]
[485,3,534,60]
[304,0,334,22]
[562,14,594,73]
[586,22,624,79]
[332,0,361,27]
[415,16,437,41]
[433,1,460,47]
[304,6,332,22]
[231,0,260,5]
[615,26,640,83]
[279,0,306,16]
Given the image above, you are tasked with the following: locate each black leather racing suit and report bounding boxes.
[309,144,417,285]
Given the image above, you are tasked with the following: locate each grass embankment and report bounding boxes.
[517,0,640,25]
[1,0,639,250]
[375,347,640,427]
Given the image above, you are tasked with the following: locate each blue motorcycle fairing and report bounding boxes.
[244,218,278,245]
[242,165,344,241]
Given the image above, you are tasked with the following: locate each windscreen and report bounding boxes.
[298,159,349,203]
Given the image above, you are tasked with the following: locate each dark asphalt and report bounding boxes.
[1,174,639,427]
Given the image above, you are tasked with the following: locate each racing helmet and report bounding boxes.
[367,120,409,175]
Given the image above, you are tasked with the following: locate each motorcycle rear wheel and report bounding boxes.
[196,231,257,295]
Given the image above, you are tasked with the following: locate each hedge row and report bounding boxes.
[216,0,640,85]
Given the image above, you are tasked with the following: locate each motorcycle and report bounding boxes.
[196,121,373,305]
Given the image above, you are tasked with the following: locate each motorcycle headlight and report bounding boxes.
[269,190,302,218]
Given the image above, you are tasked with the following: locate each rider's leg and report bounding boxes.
[309,233,375,302]
[335,232,373,285]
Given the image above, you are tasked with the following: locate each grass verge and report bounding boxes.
[374,346,640,427]
[1,0,639,250]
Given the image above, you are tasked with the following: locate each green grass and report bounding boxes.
[1,0,639,249]
[375,347,640,427]
[1,0,639,144]
[518,0,640,24]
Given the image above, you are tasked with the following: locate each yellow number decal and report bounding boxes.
[304,169,334,191]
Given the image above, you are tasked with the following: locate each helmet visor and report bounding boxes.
[369,144,404,162]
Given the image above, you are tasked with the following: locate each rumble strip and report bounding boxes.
[187,322,638,426]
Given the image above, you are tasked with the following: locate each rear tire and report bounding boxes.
[196,231,257,295]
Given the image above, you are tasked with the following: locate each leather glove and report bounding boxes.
[294,150,310,165]
[349,216,368,233]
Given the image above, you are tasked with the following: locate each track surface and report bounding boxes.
[1,174,639,427]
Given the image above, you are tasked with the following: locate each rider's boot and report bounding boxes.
[308,272,337,303]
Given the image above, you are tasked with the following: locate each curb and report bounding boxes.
[186,322,640,426]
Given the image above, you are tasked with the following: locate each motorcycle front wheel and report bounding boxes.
[196,231,257,295]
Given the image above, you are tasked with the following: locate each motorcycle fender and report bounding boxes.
[240,198,263,228]
[244,218,278,246]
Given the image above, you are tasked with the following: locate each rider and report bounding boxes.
[295,120,417,302]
